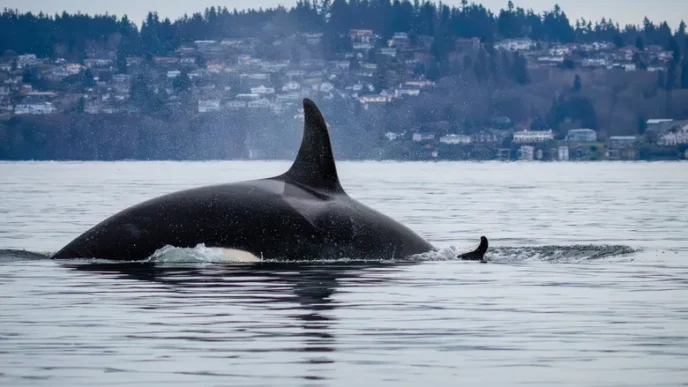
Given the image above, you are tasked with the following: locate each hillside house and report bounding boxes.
[359,95,391,104]
[282,81,301,92]
[15,101,56,115]
[250,85,275,95]
[495,38,536,52]
[395,88,420,97]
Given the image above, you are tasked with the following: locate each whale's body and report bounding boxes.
[51,99,437,261]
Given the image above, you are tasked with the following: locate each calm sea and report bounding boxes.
[1,161,687,386]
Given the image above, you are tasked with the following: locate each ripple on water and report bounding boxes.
[0,161,687,386]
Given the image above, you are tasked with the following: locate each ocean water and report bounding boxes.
[0,161,687,386]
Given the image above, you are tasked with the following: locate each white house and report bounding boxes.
[226,100,247,110]
[582,57,608,67]
[15,102,57,115]
[412,133,435,142]
[17,54,38,68]
[236,93,260,100]
[319,82,334,93]
[276,92,301,103]
[495,38,537,52]
[244,73,270,81]
[331,61,350,70]
[647,118,673,125]
[565,129,598,142]
[359,95,390,104]
[404,80,435,88]
[439,134,472,144]
[395,88,420,98]
[384,132,404,141]
[659,124,688,146]
[513,130,554,143]
[380,48,397,57]
[84,58,113,68]
[250,85,275,95]
[282,81,301,91]
[198,99,221,113]
[248,98,271,109]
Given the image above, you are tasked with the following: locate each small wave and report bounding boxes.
[0,244,639,264]
[0,249,51,262]
[486,244,638,263]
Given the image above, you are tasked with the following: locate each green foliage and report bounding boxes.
[547,94,598,133]
[116,42,129,74]
[613,34,624,48]
[572,74,581,92]
[83,69,96,88]
[512,53,530,84]
[667,36,681,63]
[0,2,680,62]
[637,114,647,135]
[172,70,192,93]
[76,97,85,113]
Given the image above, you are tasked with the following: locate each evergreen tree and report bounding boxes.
[572,74,581,92]
[83,69,96,88]
[374,64,389,92]
[116,42,128,74]
[474,48,488,82]
[512,53,529,84]
[667,36,681,63]
[195,53,207,68]
[637,114,647,135]
[666,61,677,90]
[682,41,688,88]
[173,70,192,93]
[635,36,645,51]
[658,70,666,89]
[632,52,647,70]
[76,96,85,113]
[678,20,687,41]
[613,34,624,48]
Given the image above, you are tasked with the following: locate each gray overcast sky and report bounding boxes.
[2,0,686,30]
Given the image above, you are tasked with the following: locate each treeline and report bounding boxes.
[1,1,686,60]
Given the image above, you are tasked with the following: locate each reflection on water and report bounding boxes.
[1,161,688,386]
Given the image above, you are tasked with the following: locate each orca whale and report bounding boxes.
[51,98,488,262]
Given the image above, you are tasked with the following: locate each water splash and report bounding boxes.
[486,244,638,263]
[144,243,638,264]
[0,243,638,264]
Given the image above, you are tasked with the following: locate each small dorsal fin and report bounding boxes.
[280,98,345,194]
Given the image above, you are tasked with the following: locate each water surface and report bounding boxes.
[1,161,687,386]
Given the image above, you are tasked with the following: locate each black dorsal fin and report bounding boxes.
[280,98,345,194]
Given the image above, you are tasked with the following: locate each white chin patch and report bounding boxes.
[212,248,262,262]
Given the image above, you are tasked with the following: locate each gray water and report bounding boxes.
[1,161,687,386]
